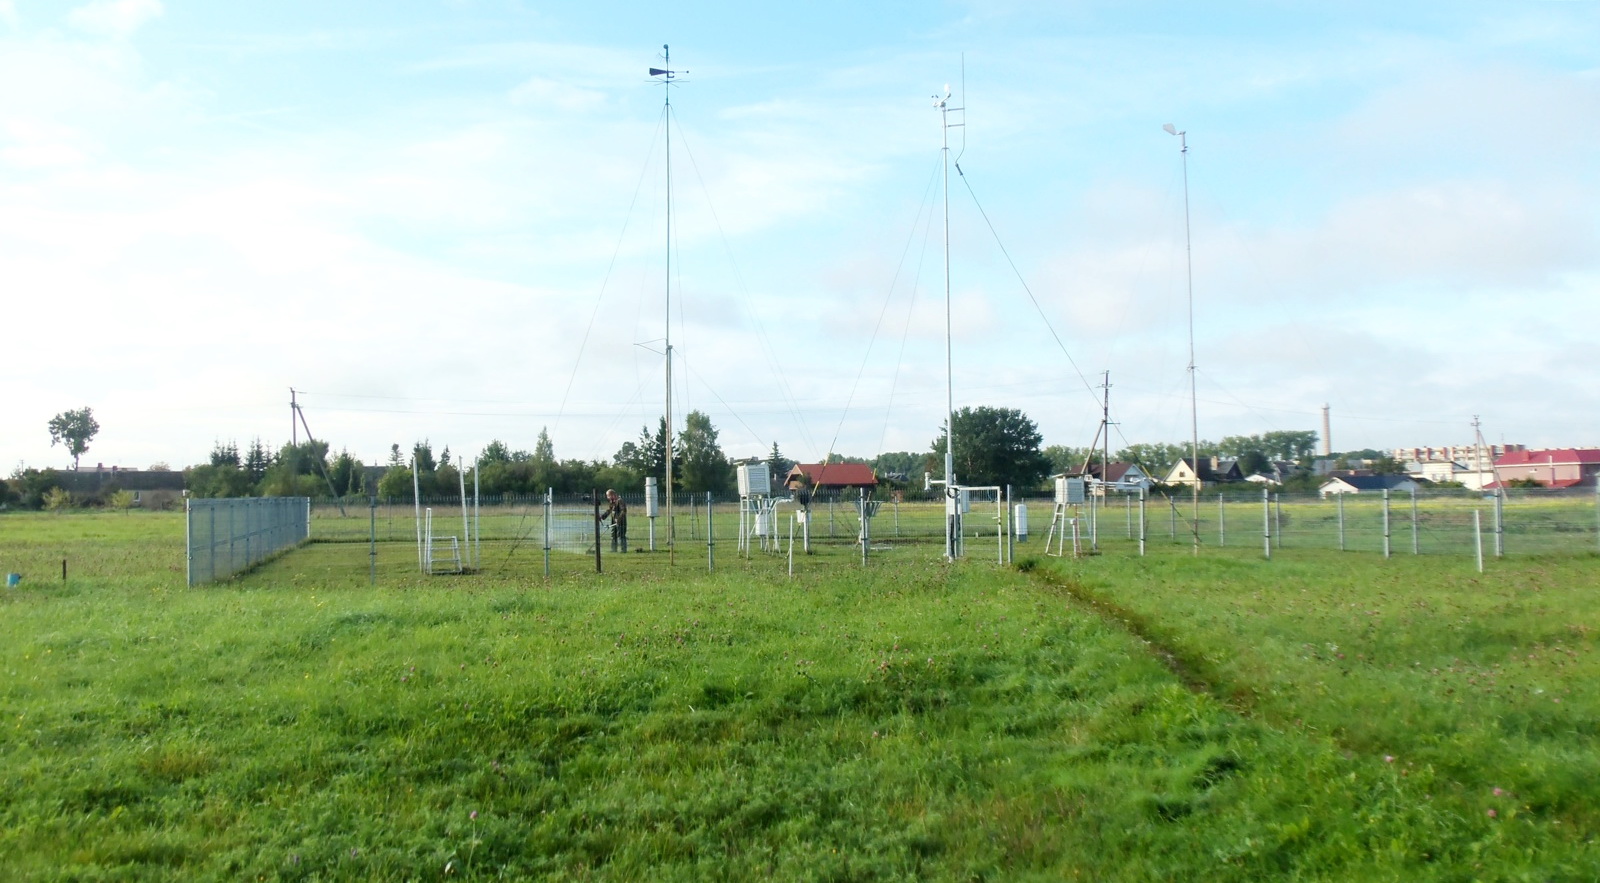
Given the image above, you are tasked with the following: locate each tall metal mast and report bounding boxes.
[1471,415,1503,490]
[1102,372,1112,485]
[1095,371,1113,552]
[935,85,961,561]
[652,46,678,560]
[1473,415,1484,480]
[1165,122,1199,553]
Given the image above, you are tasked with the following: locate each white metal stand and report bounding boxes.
[421,508,463,574]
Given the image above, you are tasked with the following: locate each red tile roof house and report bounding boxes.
[784,463,879,494]
[1489,449,1600,488]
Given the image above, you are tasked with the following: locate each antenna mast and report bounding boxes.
[651,46,680,561]
[935,84,963,561]
[1101,369,1113,484]
[1471,415,1502,490]
[1165,122,1199,553]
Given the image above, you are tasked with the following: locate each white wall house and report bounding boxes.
[1318,474,1421,498]
[1086,462,1154,495]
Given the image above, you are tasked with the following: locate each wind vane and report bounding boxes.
[649,44,685,93]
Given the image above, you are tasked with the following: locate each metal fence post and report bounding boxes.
[1337,491,1345,551]
[247,499,256,573]
[183,495,192,585]
[1382,489,1391,559]
[1474,509,1484,572]
[591,490,602,573]
[1411,489,1419,555]
[369,496,377,585]
[1262,488,1271,559]
[1494,489,1505,557]
[1139,488,1147,557]
[1090,486,1099,553]
[543,488,551,579]
[209,503,217,585]
[1218,493,1226,547]
[998,486,1011,563]
[860,495,868,567]
[1274,494,1282,548]
[707,492,715,572]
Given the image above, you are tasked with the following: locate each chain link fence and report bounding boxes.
[1098,487,1600,559]
[302,487,1600,554]
[222,485,1600,582]
[186,497,310,585]
[302,490,965,547]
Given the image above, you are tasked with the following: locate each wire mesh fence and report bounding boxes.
[302,491,968,546]
[215,486,1600,587]
[268,490,969,585]
[1117,487,1600,559]
[302,488,1600,553]
[186,497,310,585]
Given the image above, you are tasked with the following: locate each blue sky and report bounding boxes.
[3,1,1597,473]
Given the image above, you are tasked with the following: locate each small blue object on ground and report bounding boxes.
[6,573,20,588]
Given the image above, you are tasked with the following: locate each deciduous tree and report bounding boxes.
[1042,445,1098,476]
[930,406,1050,490]
[48,407,99,470]
[43,487,73,511]
[615,419,678,480]
[1115,442,1204,479]
[377,465,414,500]
[480,440,513,464]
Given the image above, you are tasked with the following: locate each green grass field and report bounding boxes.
[2,511,1598,880]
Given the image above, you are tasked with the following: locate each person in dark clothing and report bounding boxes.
[600,488,628,553]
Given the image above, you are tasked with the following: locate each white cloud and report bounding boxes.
[5,6,1600,468]
[0,118,88,167]
[1030,173,1595,342]
[509,76,608,112]
[67,0,163,38]
[1330,63,1600,175]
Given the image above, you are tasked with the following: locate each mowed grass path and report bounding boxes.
[0,513,1595,880]
[1036,544,1600,876]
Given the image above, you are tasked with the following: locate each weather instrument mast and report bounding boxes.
[650,46,681,560]
[1164,122,1200,553]
[930,84,963,561]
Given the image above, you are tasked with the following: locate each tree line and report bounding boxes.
[180,409,747,501]
[1045,429,1322,481]
[8,400,1334,509]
